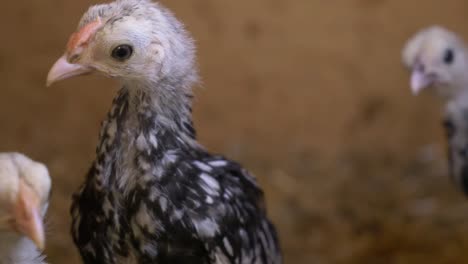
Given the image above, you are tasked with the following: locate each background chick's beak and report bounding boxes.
[411,69,434,95]
[47,56,92,87]
[13,180,45,250]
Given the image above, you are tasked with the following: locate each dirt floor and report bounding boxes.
[2,0,468,263]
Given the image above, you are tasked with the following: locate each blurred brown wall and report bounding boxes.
[1,0,468,263]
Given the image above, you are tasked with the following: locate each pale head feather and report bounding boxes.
[71,0,197,88]
[0,153,51,224]
[402,26,468,99]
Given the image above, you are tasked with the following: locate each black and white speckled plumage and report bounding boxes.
[68,1,281,263]
[403,26,468,196]
[443,104,468,195]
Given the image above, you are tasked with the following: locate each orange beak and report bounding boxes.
[47,19,103,87]
[13,180,45,250]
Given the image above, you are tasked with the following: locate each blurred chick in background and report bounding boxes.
[403,26,468,195]
[0,153,51,263]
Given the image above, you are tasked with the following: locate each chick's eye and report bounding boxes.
[444,48,455,64]
[111,45,134,61]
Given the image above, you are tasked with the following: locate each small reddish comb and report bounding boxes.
[66,19,103,54]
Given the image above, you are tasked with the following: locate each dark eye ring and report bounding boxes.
[444,48,455,65]
[111,45,134,61]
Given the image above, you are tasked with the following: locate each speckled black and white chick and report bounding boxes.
[0,153,51,264]
[403,26,468,194]
[46,0,281,263]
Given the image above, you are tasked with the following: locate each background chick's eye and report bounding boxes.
[444,48,455,64]
[111,45,134,61]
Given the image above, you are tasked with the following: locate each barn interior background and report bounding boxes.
[1,0,468,263]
